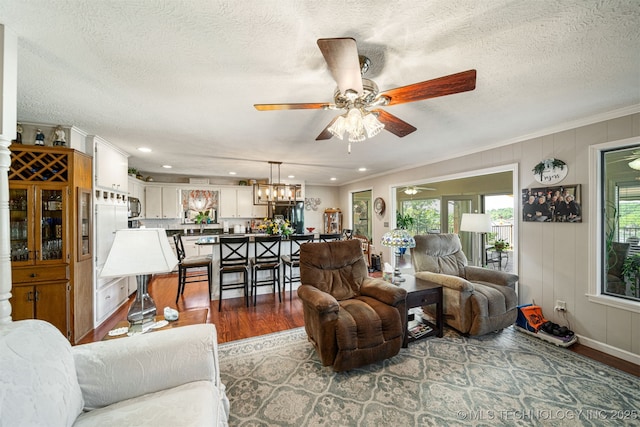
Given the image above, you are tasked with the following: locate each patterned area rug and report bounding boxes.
[218,326,639,426]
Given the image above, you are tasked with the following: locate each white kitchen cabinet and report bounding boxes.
[219,188,237,218]
[90,136,128,193]
[94,201,128,326]
[145,185,179,219]
[236,187,253,217]
[95,277,128,324]
[161,186,179,218]
[220,187,266,218]
[182,236,201,258]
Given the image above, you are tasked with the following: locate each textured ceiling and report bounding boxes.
[1,0,639,185]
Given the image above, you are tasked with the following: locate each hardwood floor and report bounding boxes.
[78,273,639,377]
[77,273,305,345]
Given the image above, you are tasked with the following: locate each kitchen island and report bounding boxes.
[167,232,317,303]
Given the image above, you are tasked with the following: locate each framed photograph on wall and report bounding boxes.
[522,184,581,222]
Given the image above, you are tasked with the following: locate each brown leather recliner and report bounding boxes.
[298,240,407,372]
[411,234,519,336]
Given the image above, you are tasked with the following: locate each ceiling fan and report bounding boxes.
[401,186,436,195]
[254,38,477,151]
[608,149,640,170]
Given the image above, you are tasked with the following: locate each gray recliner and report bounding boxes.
[411,234,519,336]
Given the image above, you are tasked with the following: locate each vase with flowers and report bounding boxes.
[194,210,210,232]
[259,217,293,237]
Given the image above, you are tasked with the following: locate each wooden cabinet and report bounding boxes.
[12,282,69,335]
[8,145,93,343]
[323,208,343,234]
[220,187,266,218]
[145,185,179,218]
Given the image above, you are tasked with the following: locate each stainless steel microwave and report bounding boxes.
[128,197,141,218]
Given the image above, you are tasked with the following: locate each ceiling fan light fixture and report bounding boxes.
[629,158,640,170]
[328,115,346,140]
[404,187,418,195]
[362,111,384,138]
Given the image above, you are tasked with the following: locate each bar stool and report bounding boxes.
[218,236,250,311]
[250,234,282,305]
[173,234,213,304]
[281,234,315,301]
[319,233,342,242]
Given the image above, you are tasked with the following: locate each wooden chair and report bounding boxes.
[353,234,371,267]
[250,235,282,305]
[173,234,212,304]
[281,234,315,301]
[319,233,342,242]
[218,236,250,311]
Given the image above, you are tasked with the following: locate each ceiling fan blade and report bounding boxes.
[315,116,340,140]
[254,102,331,111]
[379,69,477,106]
[373,109,417,137]
[317,38,363,95]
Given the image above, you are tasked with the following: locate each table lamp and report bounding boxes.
[100,228,178,332]
[460,213,492,266]
[381,228,416,283]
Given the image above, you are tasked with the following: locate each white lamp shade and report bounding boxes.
[460,213,492,233]
[100,228,178,277]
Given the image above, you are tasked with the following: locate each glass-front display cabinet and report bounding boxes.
[78,188,92,261]
[323,208,343,234]
[9,184,67,265]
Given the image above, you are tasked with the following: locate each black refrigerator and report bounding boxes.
[273,202,305,234]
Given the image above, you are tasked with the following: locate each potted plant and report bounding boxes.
[396,212,415,230]
[622,254,640,298]
[127,167,138,177]
[396,212,415,255]
[493,239,510,252]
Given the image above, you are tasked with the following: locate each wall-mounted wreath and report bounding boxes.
[532,158,567,185]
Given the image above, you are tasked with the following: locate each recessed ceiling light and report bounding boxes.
[229,171,237,175]
[162,165,172,169]
[138,147,152,153]
[288,175,295,179]
[358,167,367,172]
[330,177,337,181]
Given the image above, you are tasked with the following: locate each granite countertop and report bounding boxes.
[166,228,224,236]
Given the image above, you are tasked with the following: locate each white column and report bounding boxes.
[0,24,18,325]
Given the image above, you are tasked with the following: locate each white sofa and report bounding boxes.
[0,319,229,426]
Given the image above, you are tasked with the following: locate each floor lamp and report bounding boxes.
[100,228,178,332]
[460,213,492,267]
[381,228,416,284]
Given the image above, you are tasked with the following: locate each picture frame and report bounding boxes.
[522,184,581,223]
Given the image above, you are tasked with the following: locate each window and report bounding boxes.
[602,145,640,302]
[352,190,371,239]
[400,198,441,236]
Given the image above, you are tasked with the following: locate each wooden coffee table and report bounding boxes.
[398,275,443,347]
[103,308,209,340]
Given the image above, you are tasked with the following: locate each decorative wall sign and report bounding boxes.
[522,184,581,223]
[532,158,567,184]
[305,197,321,211]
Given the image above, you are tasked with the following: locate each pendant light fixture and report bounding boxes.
[253,161,301,206]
